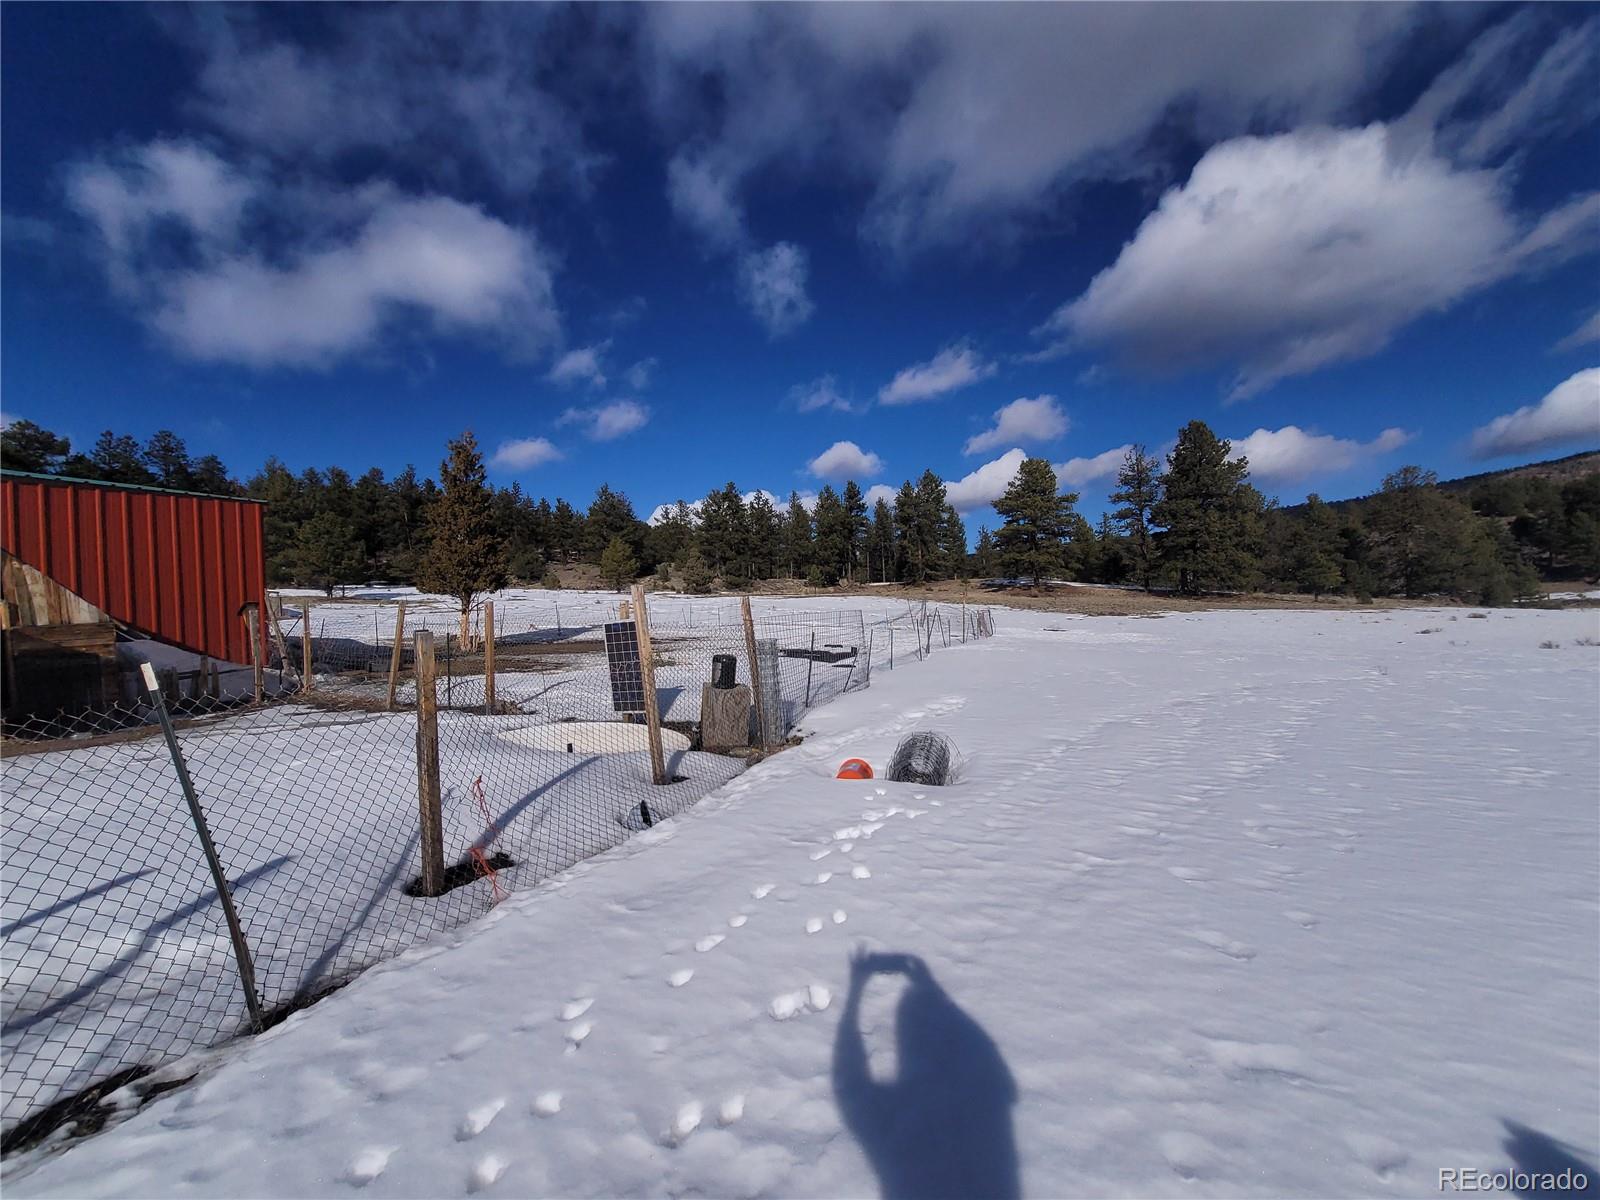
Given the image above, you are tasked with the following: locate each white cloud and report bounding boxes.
[666,155,747,250]
[946,448,1027,512]
[738,242,814,336]
[808,440,885,480]
[963,395,1068,455]
[67,142,560,369]
[635,4,1418,255]
[1470,369,1600,459]
[789,375,853,413]
[547,342,610,388]
[1039,123,1600,399]
[489,436,562,471]
[864,483,898,508]
[1554,311,1600,354]
[1053,444,1133,489]
[557,400,651,442]
[879,342,996,406]
[1229,425,1413,482]
[623,358,657,391]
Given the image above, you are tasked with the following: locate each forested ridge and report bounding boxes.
[3,418,1595,606]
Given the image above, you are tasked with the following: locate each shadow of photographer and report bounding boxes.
[832,948,1021,1200]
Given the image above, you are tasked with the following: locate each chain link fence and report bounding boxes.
[1,593,993,1147]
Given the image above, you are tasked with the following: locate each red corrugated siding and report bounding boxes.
[0,476,267,666]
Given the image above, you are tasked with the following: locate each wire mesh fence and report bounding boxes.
[1,593,993,1145]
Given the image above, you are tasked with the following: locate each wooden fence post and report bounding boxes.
[300,600,315,693]
[385,600,407,711]
[483,600,496,714]
[631,583,668,785]
[413,629,445,897]
[740,595,769,749]
[244,605,264,703]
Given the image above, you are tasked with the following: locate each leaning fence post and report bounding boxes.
[300,601,315,693]
[631,583,668,785]
[804,631,816,708]
[385,600,407,711]
[741,596,770,749]
[140,663,264,1032]
[483,600,496,714]
[413,630,445,897]
[244,605,264,703]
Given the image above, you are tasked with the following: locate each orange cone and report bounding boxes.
[836,758,874,780]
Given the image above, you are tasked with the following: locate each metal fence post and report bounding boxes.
[413,630,445,897]
[484,600,496,714]
[804,631,816,709]
[139,663,264,1033]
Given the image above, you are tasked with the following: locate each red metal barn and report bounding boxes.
[0,470,268,716]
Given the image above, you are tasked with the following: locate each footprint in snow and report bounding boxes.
[345,1147,395,1186]
[751,884,775,900]
[728,914,748,928]
[668,969,694,987]
[812,871,833,885]
[718,1095,745,1126]
[850,865,871,880]
[560,998,593,1021]
[769,984,832,1020]
[458,1098,506,1140]
[810,848,832,861]
[1189,930,1255,960]
[1284,910,1320,928]
[666,1101,702,1146]
[565,1021,593,1051]
[448,1032,491,1060]
[532,1091,562,1117]
[695,934,725,953]
[805,917,824,934]
[469,1154,509,1192]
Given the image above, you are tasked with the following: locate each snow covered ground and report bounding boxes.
[7,604,1598,1197]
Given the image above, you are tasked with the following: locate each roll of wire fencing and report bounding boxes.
[886,731,961,787]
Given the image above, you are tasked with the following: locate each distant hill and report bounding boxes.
[1284,449,1600,513]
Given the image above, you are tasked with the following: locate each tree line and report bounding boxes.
[3,416,1594,612]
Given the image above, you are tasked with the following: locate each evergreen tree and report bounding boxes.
[912,471,949,580]
[746,492,780,580]
[1065,512,1099,581]
[1,419,71,473]
[646,500,698,570]
[1365,466,1475,597]
[142,430,193,491]
[783,492,813,579]
[867,499,896,583]
[599,536,638,590]
[89,431,156,486]
[811,485,850,584]
[973,526,998,578]
[1152,421,1265,594]
[293,512,364,595]
[1284,494,1344,597]
[586,484,645,563]
[549,499,583,563]
[1109,445,1161,592]
[993,458,1076,587]
[841,481,869,582]
[416,431,507,642]
[679,544,715,594]
[1095,514,1129,584]
[698,483,749,580]
[190,454,234,496]
[940,503,969,579]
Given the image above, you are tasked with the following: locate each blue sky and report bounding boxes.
[3,3,1598,529]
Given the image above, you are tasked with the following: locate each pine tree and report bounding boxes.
[841,481,869,583]
[142,430,194,491]
[1095,514,1129,584]
[416,431,507,642]
[0,419,71,473]
[293,512,364,595]
[811,485,849,584]
[550,499,583,563]
[699,483,749,580]
[89,431,156,486]
[586,484,645,563]
[940,503,969,579]
[912,471,949,580]
[1284,495,1345,597]
[599,536,638,591]
[746,492,780,580]
[867,499,896,583]
[1065,512,1099,581]
[993,458,1076,587]
[1109,445,1161,592]
[680,544,716,594]
[1152,421,1265,594]
[190,454,234,496]
[1364,466,1492,598]
[783,492,813,579]
[973,526,997,578]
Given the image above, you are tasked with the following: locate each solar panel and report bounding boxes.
[604,620,645,714]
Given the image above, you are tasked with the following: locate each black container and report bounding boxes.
[711,654,737,689]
